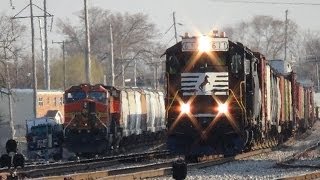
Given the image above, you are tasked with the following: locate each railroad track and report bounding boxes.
[0,150,170,179]
[276,172,320,180]
[276,141,320,169]
[35,148,272,180]
[274,141,320,180]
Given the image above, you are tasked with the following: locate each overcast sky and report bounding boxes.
[1,0,320,46]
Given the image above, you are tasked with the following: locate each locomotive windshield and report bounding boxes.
[88,91,107,103]
[188,52,228,72]
[167,51,228,74]
[65,91,86,103]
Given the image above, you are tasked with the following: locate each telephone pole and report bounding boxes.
[110,24,114,86]
[284,10,288,61]
[12,0,53,118]
[38,18,46,87]
[84,0,91,84]
[44,0,50,90]
[173,12,178,43]
[30,0,37,118]
[1,42,15,139]
[52,40,70,89]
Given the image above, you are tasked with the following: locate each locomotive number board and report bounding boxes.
[182,37,229,52]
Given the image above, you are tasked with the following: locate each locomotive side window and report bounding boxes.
[244,59,250,75]
[231,54,241,73]
[88,91,107,103]
[65,91,86,103]
[167,55,180,74]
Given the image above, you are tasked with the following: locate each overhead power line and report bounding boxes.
[210,0,320,6]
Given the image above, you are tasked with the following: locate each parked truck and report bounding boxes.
[25,117,63,161]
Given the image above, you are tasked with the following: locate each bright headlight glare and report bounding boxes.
[198,36,211,52]
[218,103,228,114]
[180,103,190,114]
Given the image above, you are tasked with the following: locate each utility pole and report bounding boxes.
[284,10,288,61]
[121,47,125,87]
[317,57,319,91]
[84,0,91,84]
[12,0,53,118]
[1,43,15,139]
[38,18,46,87]
[110,24,114,86]
[44,0,50,90]
[9,0,15,9]
[154,63,158,89]
[122,62,125,87]
[173,12,178,44]
[134,59,137,87]
[14,50,18,87]
[52,40,70,89]
[30,0,37,118]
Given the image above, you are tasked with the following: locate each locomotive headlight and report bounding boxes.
[218,103,228,114]
[180,103,190,114]
[198,36,211,52]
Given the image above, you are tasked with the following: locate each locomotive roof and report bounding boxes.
[65,84,119,91]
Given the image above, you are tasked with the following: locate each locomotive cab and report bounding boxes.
[63,84,114,154]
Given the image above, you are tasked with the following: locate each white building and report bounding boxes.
[0,89,64,152]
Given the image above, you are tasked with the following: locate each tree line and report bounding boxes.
[0,9,319,90]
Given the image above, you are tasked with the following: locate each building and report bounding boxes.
[0,89,64,152]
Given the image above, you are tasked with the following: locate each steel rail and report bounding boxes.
[276,141,320,169]
[0,150,170,179]
[39,149,271,180]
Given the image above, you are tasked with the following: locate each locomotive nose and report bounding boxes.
[87,101,96,113]
[82,100,96,112]
[82,100,96,116]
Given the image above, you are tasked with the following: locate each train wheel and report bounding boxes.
[13,153,24,168]
[185,155,198,163]
[0,154,11,168]
[6,139,17,154]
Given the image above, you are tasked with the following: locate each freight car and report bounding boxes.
[164,31,315,158]
[63,84,165,154]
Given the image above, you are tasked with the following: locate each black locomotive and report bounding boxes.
[164,31,315,158]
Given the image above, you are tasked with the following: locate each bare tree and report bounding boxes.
[0,13,26,88]
[293,31,320,84]
[223,15,298,59]
[55,7,163,86]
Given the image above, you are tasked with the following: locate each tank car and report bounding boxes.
[164,31,315,157]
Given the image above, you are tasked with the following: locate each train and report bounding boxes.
[164,31,316,158]
[63,84,166,154]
